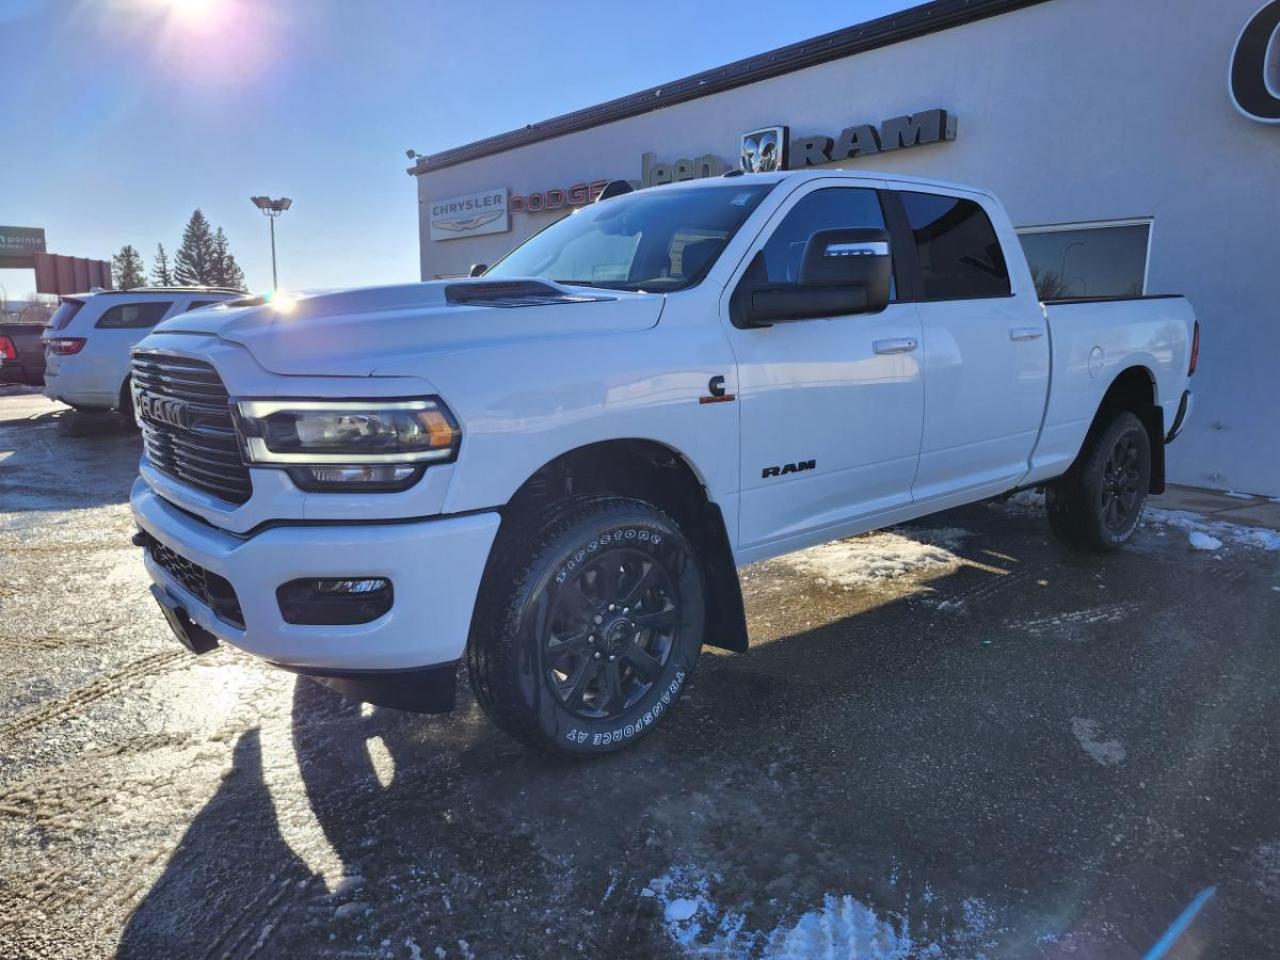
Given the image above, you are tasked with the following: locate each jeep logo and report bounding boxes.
[761,459,816,479]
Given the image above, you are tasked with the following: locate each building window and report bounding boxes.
[1017,220,1151,301]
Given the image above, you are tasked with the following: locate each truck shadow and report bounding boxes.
[0,406,140,511]
[116,507,1277,957]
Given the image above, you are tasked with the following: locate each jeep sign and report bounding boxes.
[429,188,509,241]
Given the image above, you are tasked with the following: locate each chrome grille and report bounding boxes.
[132,351,252,504]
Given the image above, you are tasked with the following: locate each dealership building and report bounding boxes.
[410,0,1280,496]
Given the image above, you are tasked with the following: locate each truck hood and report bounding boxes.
[155,279,665,376]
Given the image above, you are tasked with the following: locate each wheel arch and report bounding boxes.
[1084,365,1165,494]
[490,438,747,653]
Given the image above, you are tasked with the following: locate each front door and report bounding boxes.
[720,181,925,557]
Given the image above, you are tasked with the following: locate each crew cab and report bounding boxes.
[42,287,241,414]
[128,171,1197,754]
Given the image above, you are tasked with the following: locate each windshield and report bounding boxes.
[486,183,774,291]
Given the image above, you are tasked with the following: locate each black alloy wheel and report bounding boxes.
[543,547,679,721]
[468,496,705,754]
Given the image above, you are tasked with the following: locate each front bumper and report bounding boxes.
[131,478,501,677]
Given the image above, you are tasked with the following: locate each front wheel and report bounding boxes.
[467,497,705,755]
[1047,410,1152,551]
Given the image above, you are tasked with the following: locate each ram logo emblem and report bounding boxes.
[761,459,816,479]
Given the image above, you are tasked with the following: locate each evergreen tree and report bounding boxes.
[173,209,217,285]
[112,244,147,289]
[211,227,247,291]
[152,243,174,286]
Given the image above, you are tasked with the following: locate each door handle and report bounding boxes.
[873,337,919,355]
[1009,327,1044,341]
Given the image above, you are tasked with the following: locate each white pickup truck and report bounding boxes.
[129,170,1198,754]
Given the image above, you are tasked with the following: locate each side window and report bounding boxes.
[95,301,174,329]
[899,192,1010,300]
[185,300,216,312]
[762,188,888,285]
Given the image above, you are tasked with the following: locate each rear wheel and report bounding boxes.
[1047,410,1151,551]
[467,497,704,755]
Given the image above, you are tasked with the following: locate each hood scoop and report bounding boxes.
[444,280,613,308]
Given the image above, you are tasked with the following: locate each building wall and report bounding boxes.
[416,0,1279,495]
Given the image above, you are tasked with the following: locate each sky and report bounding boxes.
[2,0,916,299]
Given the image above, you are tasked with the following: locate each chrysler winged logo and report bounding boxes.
[433,210,505,234]
[740,125,789,173]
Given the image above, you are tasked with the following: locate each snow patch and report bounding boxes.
[1188,531,1222,551]
[647,864,1000,959]
[782,528,967,587]
[1071,717,1125,767]
[1248,842,1280,899]
[762,895,914,960]
[1142,507,1280,551]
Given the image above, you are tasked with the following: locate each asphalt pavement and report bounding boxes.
[2,388,1278,960]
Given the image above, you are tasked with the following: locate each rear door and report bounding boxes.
[887,187,1049,501]
[84,299,178,399]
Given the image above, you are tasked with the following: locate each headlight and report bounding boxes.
[233,398,460,491]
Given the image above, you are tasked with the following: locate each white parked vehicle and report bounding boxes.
[41,287,241,414]
[128,171,1198,754]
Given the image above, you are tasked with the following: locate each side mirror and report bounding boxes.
[735,228,892,327]
[468,263,488,278]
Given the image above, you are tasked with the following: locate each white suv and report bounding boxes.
[42,287,242,413]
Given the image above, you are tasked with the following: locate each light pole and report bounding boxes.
[250,196,292,289]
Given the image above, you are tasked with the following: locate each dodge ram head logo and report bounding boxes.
[740,126,789,173]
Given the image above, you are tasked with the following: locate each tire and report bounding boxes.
[118,377,136,422]
[467,497,705,755]
[1046,410,1151,551]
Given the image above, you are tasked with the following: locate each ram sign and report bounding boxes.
[429,188,510,241]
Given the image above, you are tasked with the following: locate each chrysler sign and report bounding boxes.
[1231,0,1280,123]
[429,188,509,241]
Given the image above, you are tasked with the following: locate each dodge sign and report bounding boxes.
[429,188,509,242]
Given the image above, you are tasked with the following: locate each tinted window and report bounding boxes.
[95,301,173,329]
[1017,223,1150,300]
[762,188,887,284]
[48,299,84,331]
[185,300,216,312]
[487,184,772,291]
[900,192,1010,300]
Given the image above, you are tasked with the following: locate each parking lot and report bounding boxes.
[2,387,1278,959]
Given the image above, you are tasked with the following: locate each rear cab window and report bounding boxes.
[47,299,84,331]
[95,301,175,329]
[897,192,1010,300]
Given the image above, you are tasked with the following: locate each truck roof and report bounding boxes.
[668,168,996,199]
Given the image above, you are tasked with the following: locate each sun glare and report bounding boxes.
[168,0,220,28]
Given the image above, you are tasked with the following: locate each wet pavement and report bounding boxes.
[2,388,1279,959]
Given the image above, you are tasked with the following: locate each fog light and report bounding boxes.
[277,577,393,625]
[287,464,421,491]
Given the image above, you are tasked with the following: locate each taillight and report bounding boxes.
[1188,320,1200,377]
[45,337,86,356]
[0,336,15,361]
